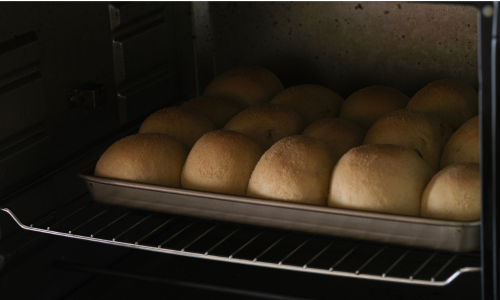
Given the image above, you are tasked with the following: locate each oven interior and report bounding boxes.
[0,2,492,299]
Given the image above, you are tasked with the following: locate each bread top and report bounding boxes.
[94,133,188,187]
[181,95,243,128]
[328,144,435,216]
[223,103,305,150]
[302,117,365,158]
[364,108,454,170]
[203,65,284,108]
[181,129,264,196]
[270,84,344,124]
[247,135,338,205]
[139,106,217,149]
[440,115,479,169]
[421,162,480,221]
[406,79,478,130]
[338,85,409,131]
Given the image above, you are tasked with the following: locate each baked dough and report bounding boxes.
[247,135,338,205]
[223,103,305,150]
[328,144,435,216]
[421,163,480,221]
[302,117,365,159]
[139,106,216,149]
[94,133,188,187]
[406,79,478,130]
[270,84,344,125]
[363,109,453,170]
[338,85,409,131]
[203,66,284,108]
[440,116,479,169]
[181,130,264,196]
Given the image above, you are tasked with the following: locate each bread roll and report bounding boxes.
[338,85,409,131]
[203,66,284,108]
[181,130,264,196]
[302,118,365,159]
[224,103,305,150]
[329,144,435,216]
[363,109,454,170]
[139,106,216,149]
[181,95,243,128]
[247,136,338,205]
[440,116,479,169]
[95,133,188,187]
[270,84,344,125]
[421,163,480,221]
[406,79,478,130]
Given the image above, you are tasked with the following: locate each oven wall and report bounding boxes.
[0,2,196,195]
[202,2,478,99]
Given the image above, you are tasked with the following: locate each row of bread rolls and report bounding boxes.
[94,65,480,222]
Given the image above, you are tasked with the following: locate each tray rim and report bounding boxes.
[79,162,481,228]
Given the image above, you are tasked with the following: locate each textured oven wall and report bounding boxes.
[207,2,478,99]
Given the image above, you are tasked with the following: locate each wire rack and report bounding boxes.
[0,194,481,286]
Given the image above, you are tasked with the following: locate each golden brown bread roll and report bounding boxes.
[338,85,409,131]
[440,116,479,169]
[203,66,284,108]
[223,103,305,151]
[363,109,454,170]
[94,133,188,187]
[139,106,217,149]
[302,117,365,159]
[181,130,264,196]
[406,79,478,130]
[421,163,480,221]
[270,84,344,125]
[328,144,435,216]
[247,135,339,205]
[181,95,243,128]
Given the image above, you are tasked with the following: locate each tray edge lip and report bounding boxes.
[79,162,481,228]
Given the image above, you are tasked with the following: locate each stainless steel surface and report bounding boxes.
[0,198,481,286]
[79,163,480,252]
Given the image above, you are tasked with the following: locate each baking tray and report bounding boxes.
[79,163,480,253]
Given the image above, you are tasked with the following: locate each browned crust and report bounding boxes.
[203,66,284,108]
[338,85,410,131]
[139,106,217,149]
[181,129,264,196]
[270,84,344,124]
[224,103,305,150]
[406,79,478,130]
[440,115,479,169]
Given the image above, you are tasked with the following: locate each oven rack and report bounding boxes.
[0,194,481,286]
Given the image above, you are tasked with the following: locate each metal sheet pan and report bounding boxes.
[79,163,480,253]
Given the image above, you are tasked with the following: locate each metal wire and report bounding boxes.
[410,252,438,280]
[253,233,290,262]
[0,201,481,286]
[229,229,268,259]
[303,241,333,269]
[279,237,313,265]
[113,212,156,241]
[382,248,412,278]
[355,245,387,275]
[205,225,244,255]
[91,210,134,238]
[329,243,362,271]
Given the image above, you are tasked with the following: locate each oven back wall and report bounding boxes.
[205,2,478,99]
